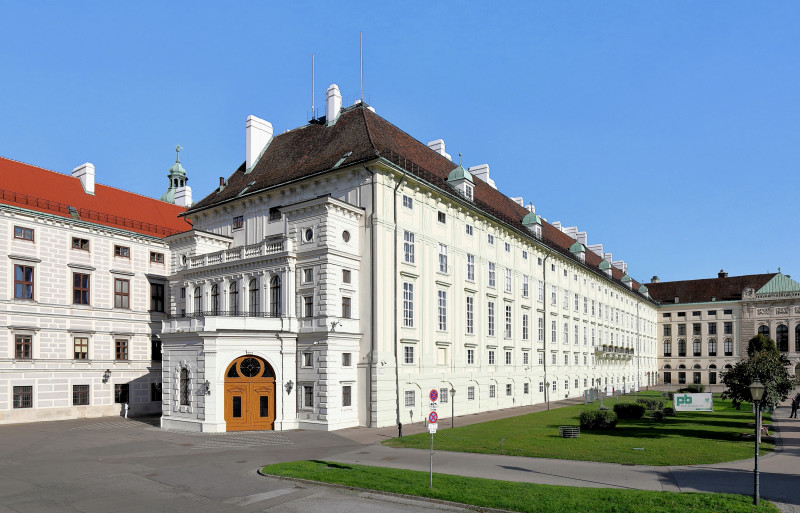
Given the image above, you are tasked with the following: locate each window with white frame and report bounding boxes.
[468,386,475,400]
[504,242,510,252]
[505,350,511,365]
[402,194,413,209]
[504,304,512,338]
[403,231,415,263]
[522,275,528,297]
[438,244,448,273]
[574,293,579,312]
[487,301,495,336]
[538,317,544,342]
[551,353,556,364]
[574,324,579,345]
[303,385,314,408]
[487,234,494,245]
[402,282,414,327]
[488,349,495,365]
[583,326,587,346]
[342,385,352,407]
[404,345,414,364]
[439,388,448,403]
[489,384,496,398]
[551,320,557,343]
[583,297,588,314]
[466,296,474,334]
[550,286,557,305]
[522,314,529,340]
[574,353,579,365]
[523,351,529,365]
[466,254,475,281]
[465,223,473,236]
[488,262,496,288]
[563,323,569,345]
[564,353,568,365]
[539,382,544,393]
[522,250,528,260]
[467,348,475,364]
[404,390,415,407]
[437,211,446,224]
[504,269,511,292]
[538,280,543,301]
[563,290,569,309]
[538,352,544,365]
[437,290,447,331]
[506,383,512,396]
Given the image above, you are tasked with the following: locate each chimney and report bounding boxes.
[563,226,578,239]
[718,269,728,278]
[603,252,613,263]
[510,197,524,207]
[651,275,660,283]
[468,164,496,189]
[525,204,535,213]
[588,244,603,257]
[246,115,273,171]
[577,231,588,245]
[427,139,452,161]
[551,221,562,232]
[326,84,342,125]
[612,260,627,274]
[72,163,95,195]
[175,185,192,207]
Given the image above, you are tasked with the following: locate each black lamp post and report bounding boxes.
[749,377,765,506]
[450,388,456,428]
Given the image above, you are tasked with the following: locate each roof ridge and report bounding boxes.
[359,105,380,157]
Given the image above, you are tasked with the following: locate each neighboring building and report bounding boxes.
[0,156,189,424]
[159,85,659,432]
[648,270,800,387]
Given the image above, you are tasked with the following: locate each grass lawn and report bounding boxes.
[383,392,773,466]
[261,460,778,513]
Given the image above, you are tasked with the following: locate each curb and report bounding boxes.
[257,468,517,513]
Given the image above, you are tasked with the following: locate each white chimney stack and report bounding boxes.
[326,84,342,125]
[551,221,562,232]
[577,231,588,245]
[175,185,193,207]
[427,139,452,161]
[72,163,95,195]
[604,252,613,263]
[510,197,524,207]
[588,244,603,257]
[563,226,578,239]
[246,115,273,171]
[468,164,496,189]
[612,260,627,274]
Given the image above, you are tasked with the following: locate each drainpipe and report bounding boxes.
[365,165,377,427]
[393,168,408,436]
[541,250,552,409]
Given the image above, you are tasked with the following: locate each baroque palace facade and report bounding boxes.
[3,84,679,429]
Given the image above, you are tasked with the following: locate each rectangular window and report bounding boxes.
[342,385,352,407]
[487,234,494,245]
[150,252,165,264]
[489,384,496,398]
[487,301,495,336]
[72,237,90,251]
[404,345,414,364]
[403,231,415,263]
[488,349,495,365]
[563,290,569,309]
[342,269,352,284]
[664,325,672,336]
[538,353,543,365]
[551,353,556,364]
[539,382,544,393]
[151,338,162,361]
[115,339,128,360]
[466,296,474,334]
[538,317,544,342]
[563,323,569,345]
[504,304,512,338]
[304,296,313,318]
[151,382,162,402]
[437,211,446,224]
[114,245,130,258]
[522,314,529,340]
[504,242,511,252]
[438,244,448,273]
[73,385,90,405]
[693,323,701,336]
[232,215,244,229]
[538,280,543,301]
[467,348,475,365]
[342,297,352,318]
[439,388,448,403]
[303,352,313,367]
[565,353,569,365]
[13,386,33,408]
[468,386,475,400]
[15,334,32,359]
[402,194,413,209]
[150,283,165,312]
[504,269,512,292]
[114,384,129,404]
[303,268,313,283]
[343,352,352,366]
[724,322,733,335]
[724,309,733,315]
[505,350,512,365]
[678,324,686,336]
[522,275,528,297]
[114,278,130,309]
[523,352,529,365]
[74,337,88,360]
[269,207,281,221]
[574,293,579,312]
[574,324,579,345]
[304,386,314,408]
[708,323,717,335]
[551,320,557,343]
[522,250,528,260]
[466,254,475,281]
[551,286,557,306]
[506,384,512,396]
[724,339,733,356]
[73,273,90,305]
[14,226,34,241]
[403,282,414,327]
[488,262,496,288]
[663,341,672,357]
[708,339,717,356]
[404,390,415,407]
[465,223,473,236]
[438,290,447,331]
[14,265,34,300]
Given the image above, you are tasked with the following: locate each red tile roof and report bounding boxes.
[188,104,650,299]
[0,157,190,237]
[646,274,777,304]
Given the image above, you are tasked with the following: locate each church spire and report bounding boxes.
[160,145,191,206]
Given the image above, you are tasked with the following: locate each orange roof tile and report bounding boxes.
[0,156,190,237]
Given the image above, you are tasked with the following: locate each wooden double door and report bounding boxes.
[224,356,276,431]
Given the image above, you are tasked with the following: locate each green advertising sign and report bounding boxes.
[673,393,713,412]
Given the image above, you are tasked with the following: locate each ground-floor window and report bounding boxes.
[404,390,415,407]
[524,383,529,394]
[506,384,512,396]
[342,385,351,407]
[467,386,475,400]
[114,384,129,403]
[13,386,32,408]
[439,388,448,403]
[693,372,701,385]
[304,385,315,408]
[489,385,496,398]
[151,382,162,402]
[664,372,672,384]
[709,372,717,385]
[73,385,89,405]
[678,372,686,385]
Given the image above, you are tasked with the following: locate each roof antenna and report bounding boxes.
[360,32,364,103]
[311,53,315,119]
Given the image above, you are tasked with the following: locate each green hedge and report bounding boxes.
[613,403,646,419]
[678,384,706,393]
[579,409,618,430]
[636,398,664,411]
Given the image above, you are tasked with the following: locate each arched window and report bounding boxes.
[663,340,672,357]
[270,275,281,315]
[776,324,788,352]
[229,281,239,315]
[724,338,733,356]
[678,364,686,369]
[249,278,259,314]
[211,285,219,315]
[724,364,733,370]
[663,364,671,369]
[677,339,686,357]
[180,368,190,406]
[693,364,702,369]
[758,324,770,338]
[708,338,717,356]
[194,287,202,313]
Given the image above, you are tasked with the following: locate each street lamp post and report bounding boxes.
[450,388,456,428]
[749,377,765,506]
[545,382,551,410]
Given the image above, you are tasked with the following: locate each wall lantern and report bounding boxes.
[285,380,294,395]
[102,369,111,383]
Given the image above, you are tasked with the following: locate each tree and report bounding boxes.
[721,334,798,410]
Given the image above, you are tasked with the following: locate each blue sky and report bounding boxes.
[2,2,798,283]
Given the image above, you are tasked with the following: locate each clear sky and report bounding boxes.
[2,2,798,284]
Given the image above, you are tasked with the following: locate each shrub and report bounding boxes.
[636,398,664,411]
[613,403,646,419]
[579,409,618,430]
[677,385,706,393]
[663,407,675,416]
[651,411,665,422]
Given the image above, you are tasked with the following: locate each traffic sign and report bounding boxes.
[428,422,438,433]
[429,389,438,402]
[428,411,438,423]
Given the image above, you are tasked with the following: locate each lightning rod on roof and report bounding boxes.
[360,32,364,102]
[311,53,315,119]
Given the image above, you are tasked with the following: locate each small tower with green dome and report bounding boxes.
[160,145,192,207]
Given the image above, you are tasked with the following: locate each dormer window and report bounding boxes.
[533,225,542,239]
[464,184,473,200]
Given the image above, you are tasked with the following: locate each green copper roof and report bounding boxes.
[447,165,473,183]
[621,273,632,282]
[598,260,612,270]
[569,242,585,253]
[638,284,649,293]
[522,211,541,225]
[168,161,187,176]
[756,273,800,295]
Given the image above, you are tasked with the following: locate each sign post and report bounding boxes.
[428,389,438,488]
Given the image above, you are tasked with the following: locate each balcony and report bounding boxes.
[163,310,295,334]
[594,345,634,362]
[186,237,288,270]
